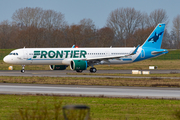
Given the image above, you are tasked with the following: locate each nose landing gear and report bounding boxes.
[21,65,25,73]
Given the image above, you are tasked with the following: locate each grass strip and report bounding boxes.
[67,72,180,77]
[0,76,180,87]
[0,94,180,120]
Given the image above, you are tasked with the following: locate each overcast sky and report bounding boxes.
[0,0,179,31]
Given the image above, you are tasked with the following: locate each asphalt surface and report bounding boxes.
[0,70,180,99]
[0,70,180,79]
[0,83,180,99]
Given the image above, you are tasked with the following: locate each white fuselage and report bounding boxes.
[3,47,140,65]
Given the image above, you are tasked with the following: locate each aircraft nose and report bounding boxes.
[3,56,10,63]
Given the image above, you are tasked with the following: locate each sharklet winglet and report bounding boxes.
[72,45,75,48]
[130,45,140,55]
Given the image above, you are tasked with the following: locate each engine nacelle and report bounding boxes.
[70,60,87,70]
[49,65,67,70]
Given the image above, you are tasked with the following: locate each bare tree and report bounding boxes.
[65,25,82,46]
[170,30,178,48]
[96,27,114,47]
[140,12,149,29]
[0,20,19,48]
[126,26,154,47]
[146,9,168,27]
[12,7,67,30]
[106,7,142,46]
[172,15,180,48]
[41,9,67,30]
[161,29,172,49]
[12,7,43,28]
[11,7,68,48]
[79,18,95,31]
[79,18,96,46]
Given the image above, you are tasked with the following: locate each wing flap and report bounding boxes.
[130,45,140,55]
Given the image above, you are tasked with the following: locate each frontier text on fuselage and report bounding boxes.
[33,50,87,59]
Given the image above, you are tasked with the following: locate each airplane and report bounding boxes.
[3,23,168,73]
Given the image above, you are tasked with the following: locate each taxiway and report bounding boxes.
[0,70,180,79]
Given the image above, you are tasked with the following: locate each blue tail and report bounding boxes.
[141,23,165,49]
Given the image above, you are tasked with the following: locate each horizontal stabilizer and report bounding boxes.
[151,51,168,55]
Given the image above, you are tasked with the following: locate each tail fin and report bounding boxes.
[141,23,165,49]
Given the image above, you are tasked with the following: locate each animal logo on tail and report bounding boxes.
[148,31,164,43]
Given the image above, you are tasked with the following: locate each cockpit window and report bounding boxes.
[9,53,18,55]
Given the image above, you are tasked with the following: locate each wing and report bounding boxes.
[82,45,140,62]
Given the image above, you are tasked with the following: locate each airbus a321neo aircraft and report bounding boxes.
[3,23,168,73]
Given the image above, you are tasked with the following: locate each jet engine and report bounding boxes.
[70,60,87,71]
[49,65,67,70]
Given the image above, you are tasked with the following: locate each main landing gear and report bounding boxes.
[76,70,83,73]
[75,67,97,73]
[90,67,97,73]
[21,65,25,73]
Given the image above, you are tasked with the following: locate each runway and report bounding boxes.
[0,70,180,99]
[0,83,180,99]
[0,70,180,79]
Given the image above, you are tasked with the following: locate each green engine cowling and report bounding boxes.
[49,65,67,70]
[70,60,87,70]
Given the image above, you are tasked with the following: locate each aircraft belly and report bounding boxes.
[13,60,31,65]
[31,60,63,65]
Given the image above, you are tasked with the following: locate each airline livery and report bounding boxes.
[3,23,168,73]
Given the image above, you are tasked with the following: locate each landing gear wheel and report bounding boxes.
[90,67,97,73]
[76,70,83,73]
[21,69,25,73]
[21,65,25,73]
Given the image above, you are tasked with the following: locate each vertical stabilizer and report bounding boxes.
[141,23,165,49]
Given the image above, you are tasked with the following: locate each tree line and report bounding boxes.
[0,7,179,49]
